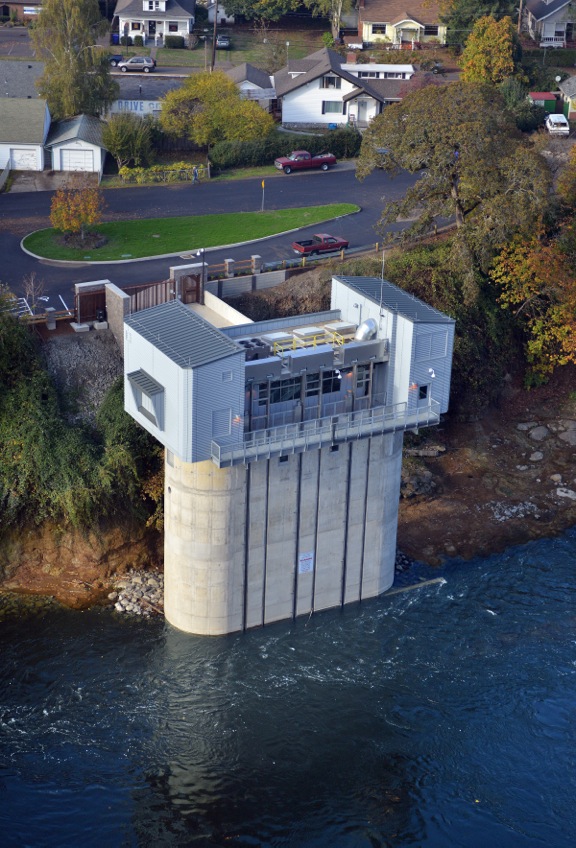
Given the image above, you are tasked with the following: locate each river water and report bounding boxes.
[1,531,575,848]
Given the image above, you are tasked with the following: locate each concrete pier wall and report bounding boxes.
[164,430,403,636]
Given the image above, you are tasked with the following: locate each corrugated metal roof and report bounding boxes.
[335,276,455,324]
[125,300,243,368]
[0,97,48,143]
[127,368,164,396]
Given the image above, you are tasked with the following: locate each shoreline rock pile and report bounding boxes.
[109,571,164,618]
[108,553,416,619]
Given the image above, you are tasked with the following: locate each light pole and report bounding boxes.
[428,368,436,412]
[196,248,206,291]
[286,41,290,64]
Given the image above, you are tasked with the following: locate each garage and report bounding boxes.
[10,148,38,170]
[61,149,94,172]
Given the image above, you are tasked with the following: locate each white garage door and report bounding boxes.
[62,149,94,172]
[10,148,38,170]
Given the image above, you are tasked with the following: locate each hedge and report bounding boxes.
[118,161,205,183]
[164,35,185,49]
[210,127,362,170]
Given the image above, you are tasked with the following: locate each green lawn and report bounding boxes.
[23,204,359,262]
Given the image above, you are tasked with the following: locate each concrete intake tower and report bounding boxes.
[123,275,454,635]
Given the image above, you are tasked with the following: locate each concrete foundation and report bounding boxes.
[164,431,403,635]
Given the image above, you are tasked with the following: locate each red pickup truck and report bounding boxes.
[291,233,349,256]
[274,150,337,174]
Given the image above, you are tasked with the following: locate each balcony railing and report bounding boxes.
[211,399,441,467]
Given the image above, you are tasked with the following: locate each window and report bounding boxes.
[372,24,387,35]
[424,25,439,36]
[131,22,141,30]
[258,378,302,406]
[321,75,341,89]
[270,377,301,405]
[358,71,379,79]
[168,21,178,32]
[356,364,371,396]
[322,101,343,114]
[305,374,320,397]
[127,369,164,429]
[322,371,342,394]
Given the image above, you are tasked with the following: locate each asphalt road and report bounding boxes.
[0,166,418,308]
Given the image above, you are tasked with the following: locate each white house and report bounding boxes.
[206,0,234,24]
[226,63,275,110]
[274,47,415,129]
[0,97,50,171]
[45,115,108,178]
[113,0,196,46]
[525,0,576,46]
[357,0,446,48]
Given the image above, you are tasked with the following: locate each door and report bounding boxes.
[10,148,38,170]
[357,100,369,123]
[61,149,94,172]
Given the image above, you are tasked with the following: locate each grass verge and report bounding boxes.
[23,204,359,262]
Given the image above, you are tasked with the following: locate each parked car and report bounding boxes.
[216,34,231,49]
[545,114,570,136]
[109,54,124,67]
[291,233,349,256]
[274,150,337,174]
[118,56,157,73]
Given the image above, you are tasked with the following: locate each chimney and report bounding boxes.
[347,52,357,63]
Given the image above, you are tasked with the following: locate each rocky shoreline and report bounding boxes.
[106,550,418,620]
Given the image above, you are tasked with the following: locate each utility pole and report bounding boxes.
[210,0,218,72]
[517,0,524,35]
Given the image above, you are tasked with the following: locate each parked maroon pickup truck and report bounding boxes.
[291,233,349,256]
[274,150,337,174]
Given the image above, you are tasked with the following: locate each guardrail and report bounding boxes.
[211,399,441,467]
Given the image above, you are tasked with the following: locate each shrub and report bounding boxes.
[164,35,185,49]
[120,35,133,47]
[133,35,143,47]
[210,127,362,169]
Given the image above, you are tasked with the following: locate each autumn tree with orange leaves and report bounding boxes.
[490,230,576,378]
[50,182,105,242]
[460,15,516,84]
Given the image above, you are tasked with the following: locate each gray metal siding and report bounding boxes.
[191,353,245,462]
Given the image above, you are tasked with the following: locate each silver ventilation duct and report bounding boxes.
[354,318,378,341]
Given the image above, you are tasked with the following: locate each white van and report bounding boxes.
[545,114,570,136]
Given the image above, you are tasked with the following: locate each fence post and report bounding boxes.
[251,254,262,274]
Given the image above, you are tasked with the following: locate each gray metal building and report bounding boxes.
[124,274,455,635]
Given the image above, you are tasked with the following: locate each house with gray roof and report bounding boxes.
[524,0,576,46]
[273,47,415,129]
[0,97,50,171]
[113,0,196,47]
[0,60,44,99]
[46,115,108,177]
[558,75,576,119]
[226,63,275,109]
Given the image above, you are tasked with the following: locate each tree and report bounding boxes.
[160,70,274,148]
[490,232,576,377]
[31,0,118,120]
[460,16,516,84]
[357,82,550,269]
[303,0,354,40]
[216,0,297,22]
[102,113,153,171]
[50,181,105,241]
[439,0,517,46]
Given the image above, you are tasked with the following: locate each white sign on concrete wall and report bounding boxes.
[298,551,315,574]
[109,100,162,116]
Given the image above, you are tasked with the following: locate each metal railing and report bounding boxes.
[211,399,441,467]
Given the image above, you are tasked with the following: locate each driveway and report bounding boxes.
[8,171,100,193]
